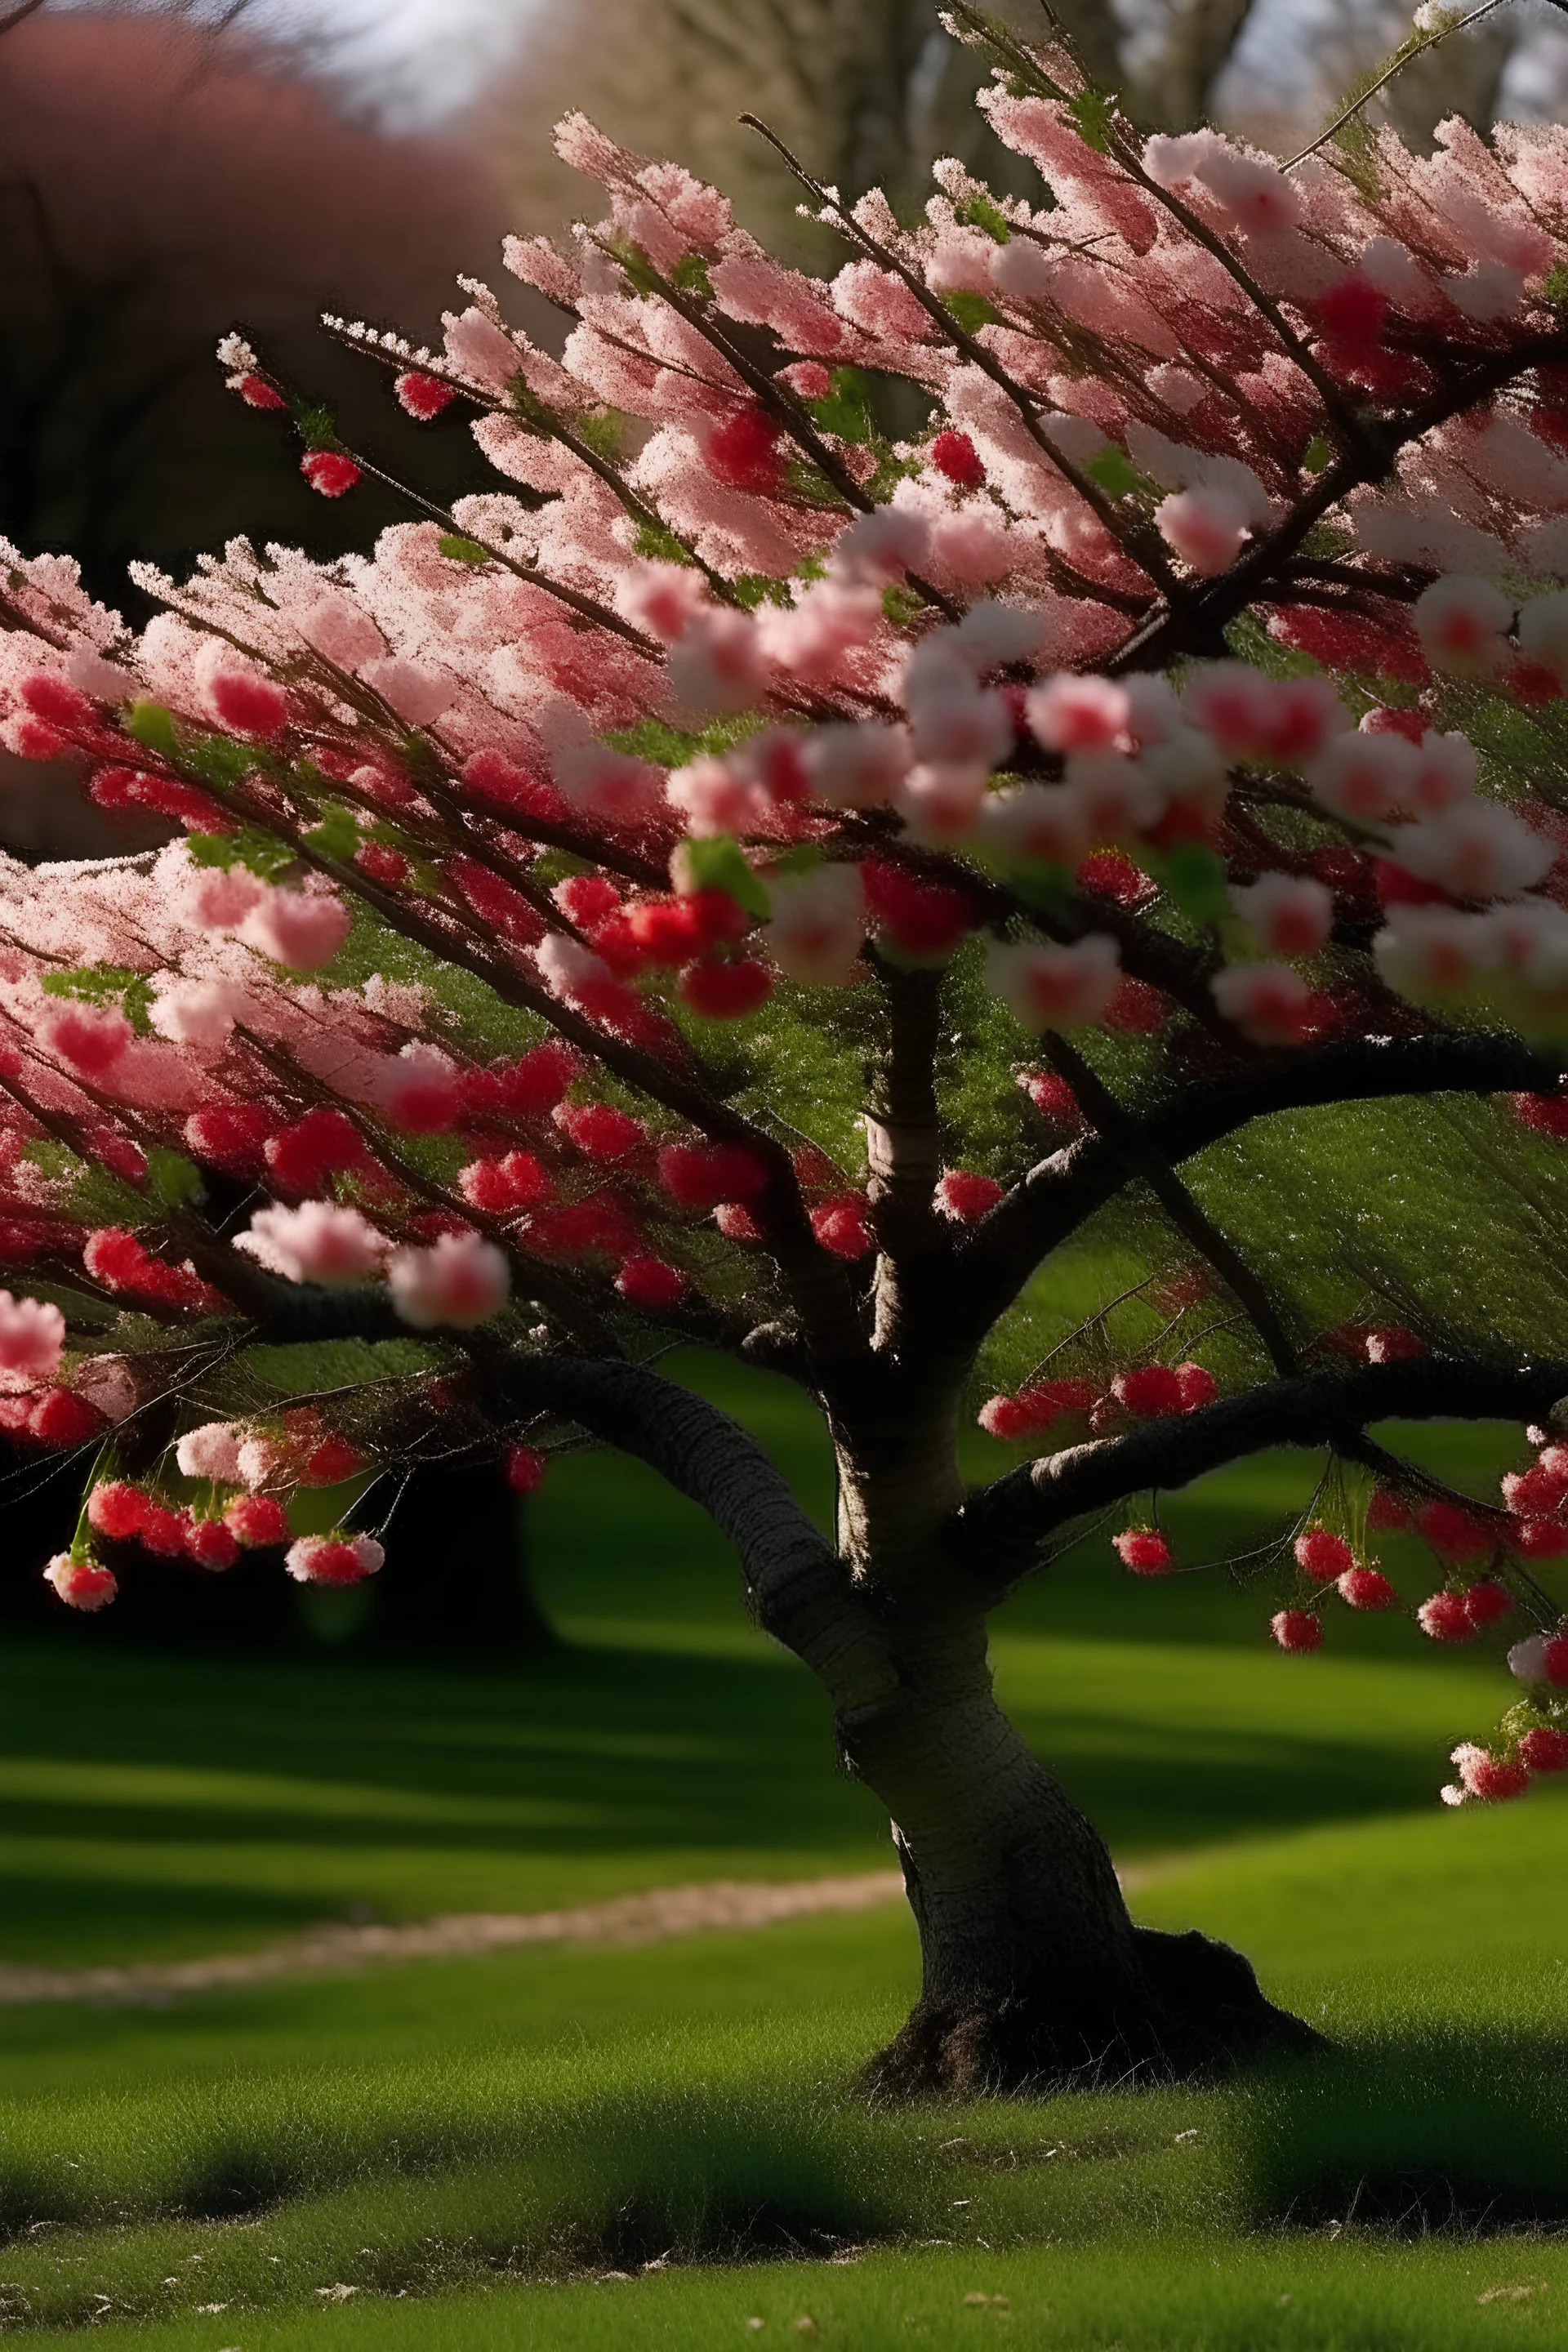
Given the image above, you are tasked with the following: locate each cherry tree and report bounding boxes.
[7,3,1568,2089]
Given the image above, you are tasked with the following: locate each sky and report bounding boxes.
[265,0,533,122]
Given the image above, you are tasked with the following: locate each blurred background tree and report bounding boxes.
[0,3,562,1656]
[479,0,1568,252]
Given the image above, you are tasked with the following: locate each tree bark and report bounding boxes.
[842,1611,1320,2096]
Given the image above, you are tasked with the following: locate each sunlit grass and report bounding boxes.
[2,1364,1565,2344]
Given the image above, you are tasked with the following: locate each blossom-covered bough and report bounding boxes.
[9,2,1568,2089]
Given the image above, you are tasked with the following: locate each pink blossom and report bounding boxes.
[45,1555,117,1611]
[296,592,385,672]
[1373,906,1498,998]
[806,724,912,808]
[665,755,769,837]
[986,935,1121,1030]
[180,862,266,933]
[1413,575,1512,678]
[830,507,933,586]
[1230,875,1334,957]
[1156,486,1251,575]
[359,657,454,726]
[235,1202,390,1286]
[1209,962,1314,1045]
[389,1232,510,1329]
[1066,751,1165,842]
[1387,802,1555,900]
[980,784,1090,869]
[898,763,990,845]
[1027,675,1129,754]
[285,1533,385,1587]
[1305,731,1419,822]
[374,1045,461,1134]
[764,865,866,987]
[193,638,288,736]
[241,888,352,970]
[1520,590,1568,683]
[668,612,768,716]
[38,1003,131,1076]
[0,1290,64,1384]
[443,305,521,390]
[148,979,248,1055]
[551,744,664,826]
[176,1421,244,1481]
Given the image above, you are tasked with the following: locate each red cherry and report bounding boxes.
[225,1496,290,1549]
[301,450,361,497]
[1114,1528,1172,1575]
[185,1520,240,1572]
[1294,1528,1355,1582]
[1417,1591,1475,1643]
[1271,1609,1322,1653]
[1520,1726,1568,1773]
[503,1446,547,1494]
[929,429,985,488]
[679,960,774,1018]
[1112,1365,1186,1419]
[87,1481,148,1541]
[616,1254,687,1309]
[1337,1566,1396,1610]
[28,1390,105,1448]
[1466,1753,1530,1801]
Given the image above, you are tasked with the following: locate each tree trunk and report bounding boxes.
[843,1617,1319,2096]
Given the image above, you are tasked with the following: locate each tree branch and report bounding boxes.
[479,1349,899,1705]
[954,1029,1565,1346]
[951,1352,1568,1598]
[1031,1028,1300,1375]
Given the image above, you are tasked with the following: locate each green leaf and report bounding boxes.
[940,290,1001,335]
[881,585,925,628]
[124,701,178,757]
[953,193,1013,245]
[630,520,696,567]
[302,804,362,864]
[604,234,662,298]
[805,367,878,447]
[1084,445,1144,501]
[184,826,296,882]
[437,533,490,565]
[1150,843,1229,925]
[731,572,796,612]
[1303,434,1334,475]
[1067,88,1119,154]
[40,965,155,1035]
[669,834,771,920]
[294,402,339,453]
[145,1147,202,1209]
[1006,860,1075,911]
[182,732,261,786]
[572,408,626,461]
[1544,260,1568,307]
[767,844,824,879]
[607,714,765,764]
[670,252,713,297]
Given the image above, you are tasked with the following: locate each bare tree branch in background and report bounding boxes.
[1230,0,1568,154]
[480,0,1262,252]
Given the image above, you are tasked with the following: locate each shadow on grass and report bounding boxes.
[1240,2029,1568,2232]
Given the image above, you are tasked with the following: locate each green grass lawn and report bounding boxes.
[1,1357,1563,2345]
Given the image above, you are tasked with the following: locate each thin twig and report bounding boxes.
[1284,0,1516,172]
